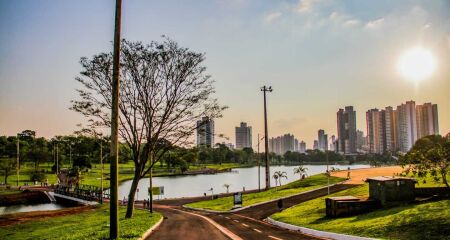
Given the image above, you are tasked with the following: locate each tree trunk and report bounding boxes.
[442,172,449,188]
[125,170,140,218]
[4,169,8,185]
[149,169,153,213]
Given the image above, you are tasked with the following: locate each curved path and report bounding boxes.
[149,183,359,239]
[148,205,230,240]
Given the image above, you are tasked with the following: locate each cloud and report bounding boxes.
[297,0,316,13]
[365,18,384,29]
[264,11,282,23]
[328,11,361,28]
[343,19,361,28]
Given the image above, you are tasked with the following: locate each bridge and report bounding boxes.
[51,184,109,205]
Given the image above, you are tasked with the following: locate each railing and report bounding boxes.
[54,184,110,202]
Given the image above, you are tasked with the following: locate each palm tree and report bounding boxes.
[293,166,308,180]
[273,171,288,187]
[223,183,231,193]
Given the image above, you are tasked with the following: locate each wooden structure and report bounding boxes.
[325,196,380,217]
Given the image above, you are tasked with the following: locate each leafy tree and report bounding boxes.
[0,158,15,184]
[400,134,450,188]
[71,38,225,217]
[30,171,46,182]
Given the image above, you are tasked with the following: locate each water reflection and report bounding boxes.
[0,203,69,215]
[118,164,369,199]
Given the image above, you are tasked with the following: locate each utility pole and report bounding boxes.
[56,143,59,175]
[16,135,19,186]
[257,134,264,192]
[326,149,330,195]
[100,142,103,204]
[110,0,122,238]
[261,86,272,190]
[257,133,260,192]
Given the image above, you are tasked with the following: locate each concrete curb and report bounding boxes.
[139,215,164,240]
[183,180,349,213]
[266,217,376,240]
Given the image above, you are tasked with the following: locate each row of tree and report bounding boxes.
[0,130,133,184]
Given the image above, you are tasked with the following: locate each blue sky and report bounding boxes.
[1,0,449,147]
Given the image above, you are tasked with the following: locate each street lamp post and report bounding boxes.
[256,134,265,192]
[16,135,19,186]
[261,86,272,190]
[110,0,122,238]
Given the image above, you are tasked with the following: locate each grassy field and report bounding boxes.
[5,162,248,188]
[271,176,450,240]
[0,204,162,240]
[186,174,345,211]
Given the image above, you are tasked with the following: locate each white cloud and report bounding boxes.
[365,18,385,29]
[343,19,361,28]
[297,0,316,13]
[328,11,361,28]
[264,11,282,23]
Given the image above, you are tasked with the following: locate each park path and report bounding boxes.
[331,166,404,184]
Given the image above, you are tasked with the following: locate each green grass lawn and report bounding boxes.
[5,162,251,188]
[0,204,162,240]
[271,177,450,240]
[186,174,345,211]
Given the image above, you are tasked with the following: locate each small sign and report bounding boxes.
[233,192,243,206]
[150,186,164,195]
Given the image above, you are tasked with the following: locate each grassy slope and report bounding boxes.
[186,174,345,211]
[271,176,450,240]
[0,205,162,240]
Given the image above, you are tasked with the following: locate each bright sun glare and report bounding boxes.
[397,47,436,83]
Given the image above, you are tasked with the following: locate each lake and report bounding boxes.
[118,164,370,200]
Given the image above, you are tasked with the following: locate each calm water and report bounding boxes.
[0,203,69,215]
[118,164,369,200]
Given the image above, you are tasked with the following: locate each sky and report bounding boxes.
[0,0,449,149]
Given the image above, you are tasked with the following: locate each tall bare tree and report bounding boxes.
[71,38,225,217]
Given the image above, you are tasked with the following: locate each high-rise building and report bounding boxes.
[366,109,384,154]
[269,134,297,155]
[337,106,357,154]
[416,103,439,139]
[299,141,306,153]
[356,130,365,151]
[364,101,439,154]
[313,140,319,150]
[235,122,252,149]
[330,135,336,151]
[384,106,397,152]
[317,129,328,151]
[196,117,214,147]
[294,138,299,152]
[397,101,417,153]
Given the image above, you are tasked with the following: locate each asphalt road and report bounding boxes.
[148,206,230,240]
[150,183,360,239]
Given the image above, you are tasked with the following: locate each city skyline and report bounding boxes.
[1,0,449,147]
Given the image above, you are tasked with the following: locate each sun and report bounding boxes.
[397,47,436,83]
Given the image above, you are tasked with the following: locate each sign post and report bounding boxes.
[233,192,243,208]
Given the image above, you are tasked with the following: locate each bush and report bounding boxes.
[30,171,46,182]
